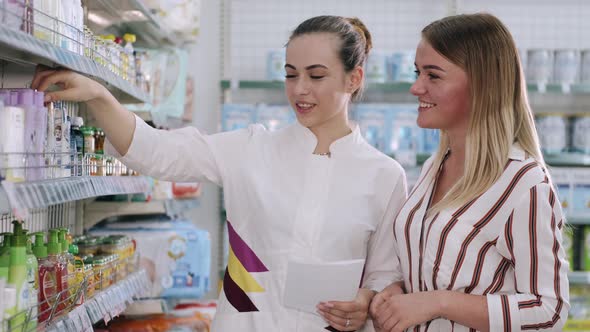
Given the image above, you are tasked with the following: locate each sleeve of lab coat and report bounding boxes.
[105,114,263,185]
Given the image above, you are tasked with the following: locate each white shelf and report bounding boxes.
[567,215,590,225]
[84,200,167,230]
[0,25,150,104]
[1,176,151,214]
[569,271,590,284]
[86,0,182,48]
[46,269,151,330]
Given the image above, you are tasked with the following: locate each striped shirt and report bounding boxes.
[393,144,570,331]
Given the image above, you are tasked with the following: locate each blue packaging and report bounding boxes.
[255,104,295,131]
[353,104,389,151]
[89,218,211,299]
[389,51,416,82]
[266,49,286,81]
[420,128,440,155]
[365,51,388,83]
[386,105,419,166]
[222,104,256,131]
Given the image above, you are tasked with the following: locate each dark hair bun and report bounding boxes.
[347,17,372,55]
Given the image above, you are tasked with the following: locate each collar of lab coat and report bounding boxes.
[293,120,364,157]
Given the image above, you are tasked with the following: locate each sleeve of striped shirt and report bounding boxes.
[361,173,408,292]
[488,182,570,331]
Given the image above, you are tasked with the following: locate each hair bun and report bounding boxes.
[347,17,372,55]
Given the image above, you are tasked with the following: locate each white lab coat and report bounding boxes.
[106,116,407,331]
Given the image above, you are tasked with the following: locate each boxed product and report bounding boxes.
[386,105,419,167]
[255,104,294,132]
[365,51,389,83]
[221,104,256,131]
[89,217,211,299]
[266,49,286,81]
[352,104,389,151]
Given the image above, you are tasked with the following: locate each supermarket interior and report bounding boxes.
[0,0,590,331]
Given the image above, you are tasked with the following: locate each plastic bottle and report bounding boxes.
[123,34,137,85]
[5,221,31,332]
[33,0,59,44]
[44,102,56,178]
[34,91,48,180]
[0,233,12,280]
[17,90,38,181]
[43,230,67,317]
[70,117,83,176]
[31,232,50,323]
[23,230,38,329]
[59,229,75,306]
[0,91,26,182]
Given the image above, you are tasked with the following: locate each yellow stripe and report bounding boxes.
[227,248,265,293]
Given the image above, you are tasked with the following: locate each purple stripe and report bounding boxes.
[223,268,259,312]
[227,220,269,272]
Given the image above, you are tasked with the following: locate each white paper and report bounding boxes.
[283,259,365,314]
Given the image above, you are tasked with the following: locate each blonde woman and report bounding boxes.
[370,13,569,332]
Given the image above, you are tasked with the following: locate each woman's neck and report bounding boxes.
[310,116,352,154]
[446,133,466,173]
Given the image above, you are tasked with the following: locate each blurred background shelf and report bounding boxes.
[85,0,184,48]
[221,80,590,95]
[569,271,590,284]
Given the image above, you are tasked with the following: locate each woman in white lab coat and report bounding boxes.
[370,13,570,332]
[32,16,407,331]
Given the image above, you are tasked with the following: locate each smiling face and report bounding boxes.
[410,39,471,136]
[284,33,360,131]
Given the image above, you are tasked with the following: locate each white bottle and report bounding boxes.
[34,92,48,180]
[52,102,71,178]
[4,0,24,31]
[34,0,59,44]
[0,92,26,182]
[45,102,56,178]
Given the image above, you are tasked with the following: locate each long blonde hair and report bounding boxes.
[423,13,545,214]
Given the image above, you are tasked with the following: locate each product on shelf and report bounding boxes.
[527,49,554,86]
[266,49,286,81]
[89,218,210,299]
[582,49,590,83]
[365,51,388,83]
[554,49,581,86]
[535,113,568,155]
[123,34,137,85]
[389,51,416,83]
[0,90,26,182]
[4,221,35,332]
[572,113,590,154]
[584,226,590,271]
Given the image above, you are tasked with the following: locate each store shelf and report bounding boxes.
[1,176,151,213]
[86,0,182,48]
[84,200,167,230]
[46,269,151,331]
[0,25,150,103]
[220,80,414,92]
[221,80,590,95]
[569,271,590,284]
[545,153,590,167]
[566,215,590,225]
[527,82,590,94]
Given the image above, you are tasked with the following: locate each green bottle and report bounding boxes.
[23,231,39,329]
[0,232,12,280]
[6,221,30,332]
